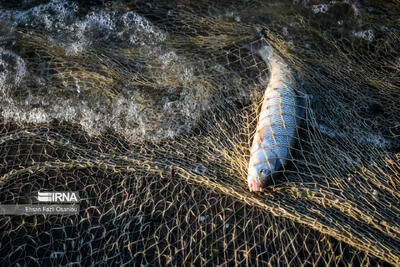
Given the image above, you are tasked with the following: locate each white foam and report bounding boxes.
[0,3,214,142]
[351,2,361,17]
[225,11,241,22]
[2,106,49,124]
[353,29,374,42]
[0,49,28,93]
[282,27,289,36]
[158,51,179,68]
[0,0,78,29]
[84,11,116,31]
[122,11,167,45]
[64,40,91,56]
[0,1,167,55]
[311,4,329,14]
[64,10,167,54]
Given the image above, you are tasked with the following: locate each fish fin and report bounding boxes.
[274,158,283,171]
[270,150,283,172]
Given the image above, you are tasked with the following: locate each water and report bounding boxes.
[0,0,396,143]
[0,0,223,141]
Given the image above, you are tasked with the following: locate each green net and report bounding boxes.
[0,0,399,266]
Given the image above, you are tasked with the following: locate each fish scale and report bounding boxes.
[247,42,302,191]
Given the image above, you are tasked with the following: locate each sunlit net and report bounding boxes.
[0,0,399,266]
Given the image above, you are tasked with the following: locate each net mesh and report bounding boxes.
[0,0,400,266]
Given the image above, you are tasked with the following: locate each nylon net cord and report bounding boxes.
[0,1,400,266]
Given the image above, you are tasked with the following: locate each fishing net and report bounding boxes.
[0,0,399,265]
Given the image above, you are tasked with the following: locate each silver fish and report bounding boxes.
[247,39,304,192]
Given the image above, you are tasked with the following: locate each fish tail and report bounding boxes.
[244,27,273,62]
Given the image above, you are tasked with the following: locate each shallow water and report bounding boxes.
[1,0,398,143]
[0,0,225,141]
[1,0,397,143]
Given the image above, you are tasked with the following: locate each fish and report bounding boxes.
[247,34,305,192]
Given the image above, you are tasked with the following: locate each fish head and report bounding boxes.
[247,149,277,192]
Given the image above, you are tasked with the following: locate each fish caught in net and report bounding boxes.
[0,0,400,266]
[246,30,308,191]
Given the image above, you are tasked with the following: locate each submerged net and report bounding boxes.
[0,0,400,265]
